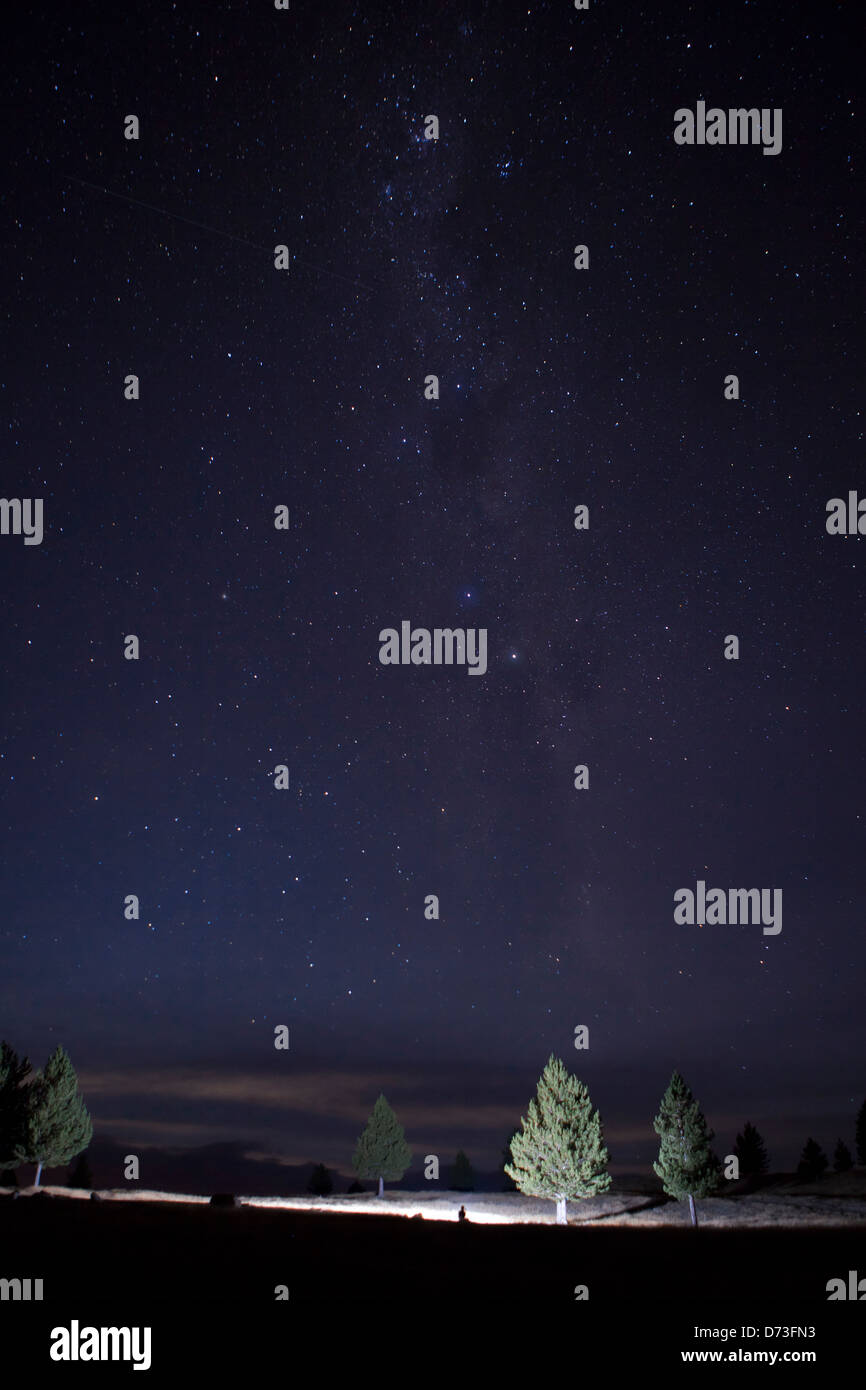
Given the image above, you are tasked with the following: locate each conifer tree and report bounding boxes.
[505,1054,610,1225]
[450,1149,475,1191]
[833,1139,853,1174]
[352,1093,411,1197]
[0,1041,31,1170]
[732,1120,770,1178]
[652,1071,721,1227]
[15,1047,92,1187]
[856,1099,866,1167]
[797,1137,828,1182]
[307,1162,333,1196]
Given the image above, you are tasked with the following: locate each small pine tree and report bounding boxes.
[352,1094,411,1197]
[732,1120,769,1178]
[15,1047,93,1187]
[450,1150,475,1192]
[833,1139,853,1174]
[307,1163,333,1196]
[0,1041,32,1170]
[796,1137,828,1182]
[347,1179,364,1194]
[505,1054,611,1225]
[0,1168,18,1187]
[856,1099,866,1167]
[67,1151,93,1188]
[653,1071,721,1227]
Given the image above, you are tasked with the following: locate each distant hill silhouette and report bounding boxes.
[6,1139,328,1196]
[13,1140,522,1195]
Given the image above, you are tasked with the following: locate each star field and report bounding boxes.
[1,0,863,1176]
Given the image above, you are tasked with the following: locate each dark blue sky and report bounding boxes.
[1,0,863,1182]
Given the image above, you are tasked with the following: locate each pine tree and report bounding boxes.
[307,1162,333,1196]
[67,1151,93,1188]
[352,1094,411,1197]
[505,1054,611,1225]
[0,1169,18,1187]
[652,1071,721,1227]
[15,1047,92,1187]
[450,1149,475,1191]
[856,1099,866,1167]
[0,1041,31,1170]
[732,1120,770,1178]
[797,1137,828,1182]
[833,1139,853,1174]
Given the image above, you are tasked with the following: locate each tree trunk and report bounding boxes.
[688,1193,698,1227]
[378,1176,384,1198]
[556,1195,567,1225]
[34,1162,43,1189]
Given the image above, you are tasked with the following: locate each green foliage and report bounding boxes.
[505,1054,611,1201]
[733,1120,769,1176]
[450,1149,475,1191]
[652,1071,722,1201]
[833,1139,853,1174]
[797,1137,828,1181]
[0,1041,32,1169]
[15,1046,93,1176]
[352,1094,411,1186]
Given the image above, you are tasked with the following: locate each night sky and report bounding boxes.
[2,0,863,1186]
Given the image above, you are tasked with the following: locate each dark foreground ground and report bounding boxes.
[3,1189,864,1304]
[2,1193,864,1375]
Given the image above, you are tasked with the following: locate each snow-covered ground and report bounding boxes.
[8,1182,866,1227]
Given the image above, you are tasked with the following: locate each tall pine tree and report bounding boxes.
[0,1041,31,1171]
[856,1099,866,1167]
[505,1054,610,1225]
[732,1120,769,1178]
[653,1071,721,1227]
[352,1094,411,1197]
[15,1047,92,1187]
